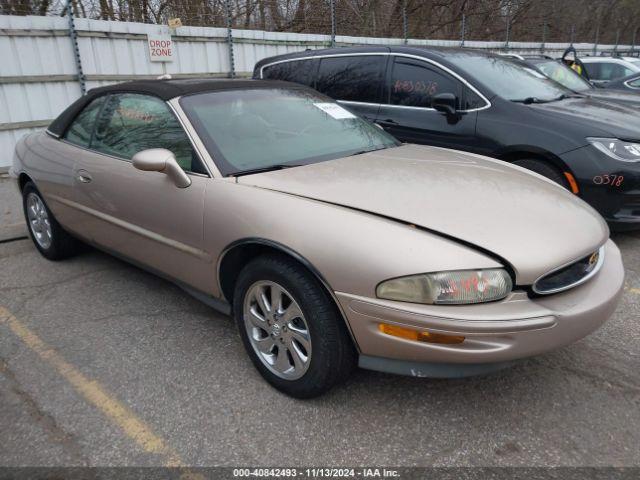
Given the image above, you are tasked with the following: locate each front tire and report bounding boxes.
[233,254,356,398]
[22,182,78,260]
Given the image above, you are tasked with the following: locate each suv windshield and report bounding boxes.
[447,54,572,102]
[533,60,592,93]
[180,88,399,176]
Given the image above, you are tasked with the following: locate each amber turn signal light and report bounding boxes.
[378,323,465,345]
[563,172,580,194]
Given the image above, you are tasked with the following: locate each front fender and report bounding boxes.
[204,181,502,299]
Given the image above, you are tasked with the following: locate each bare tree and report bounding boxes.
[3,0,639,45]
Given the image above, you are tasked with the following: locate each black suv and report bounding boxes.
[254,46,640,230]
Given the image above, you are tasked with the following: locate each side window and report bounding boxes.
[582,63,601,80]
[93,94,205,174]
[620,66,635,78]
[588,62,632,81]
[261,59,317,87]
[315,56,386,103]
[628,77,640,88]
[390,58,461,108]
[462,88,485,110]
[64,96,106,148]
[603,63,633,80]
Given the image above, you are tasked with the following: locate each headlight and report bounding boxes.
[588,137,640,162]
[376,269,512,305]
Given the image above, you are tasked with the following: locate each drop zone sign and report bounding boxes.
[147,34,174,62]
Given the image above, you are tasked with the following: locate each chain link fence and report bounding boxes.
[2,0,640,49]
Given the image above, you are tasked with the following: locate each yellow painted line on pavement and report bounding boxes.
[0,306,184,467]
[624,286,640,295]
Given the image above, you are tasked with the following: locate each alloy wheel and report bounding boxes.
[243,280,312,380]
[26,193,52,250]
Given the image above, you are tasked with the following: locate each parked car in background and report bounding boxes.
[517,55,640,109]
[11,79,624,398]
[603,72,640,94]
[580,56,640,87]
[255,46,640,230]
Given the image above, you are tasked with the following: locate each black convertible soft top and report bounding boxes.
[48,78,296,137]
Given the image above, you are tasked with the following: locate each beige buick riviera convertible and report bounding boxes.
[11,79,624,398]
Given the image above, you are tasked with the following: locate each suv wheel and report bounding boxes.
[233,254,356,398]
[22,182,78,260]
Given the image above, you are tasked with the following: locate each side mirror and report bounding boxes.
[432,93,458,116]
[132,148,191,188]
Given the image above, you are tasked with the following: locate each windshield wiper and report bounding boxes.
[232,164,300,177]
[515,94,580,105]
[551,93,582,101]
[513,97,551,104]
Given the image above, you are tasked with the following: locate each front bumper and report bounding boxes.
[336,239,624,377]
[561,145,640,230]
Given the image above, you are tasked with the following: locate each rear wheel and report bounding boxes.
[233,254,356,398]
[22,182,78,260]
[512,158,569,189]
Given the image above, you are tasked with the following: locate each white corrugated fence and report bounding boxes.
[0,14,630,169]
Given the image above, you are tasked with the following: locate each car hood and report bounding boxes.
[587,89,640,109]
[529,96,640,139]
[237,144,609,285]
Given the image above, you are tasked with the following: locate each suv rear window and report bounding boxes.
[315,55,386,103]
[261,59,317,87]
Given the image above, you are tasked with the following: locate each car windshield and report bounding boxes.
[447,53,572,102]
[533,60,592,92]
[180,88,399,176]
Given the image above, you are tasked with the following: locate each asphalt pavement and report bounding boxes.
[0,175,26,242]
[0,176,639,470]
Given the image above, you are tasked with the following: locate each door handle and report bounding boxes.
[76,170,92,184]
[379,119,398,125]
